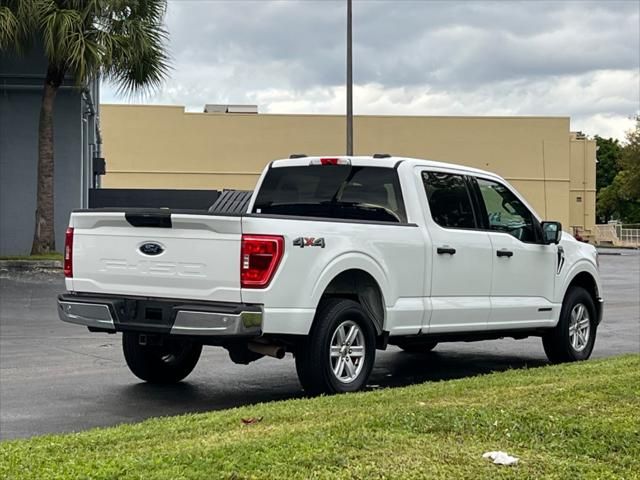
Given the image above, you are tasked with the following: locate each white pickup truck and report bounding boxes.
[58,155,603,394]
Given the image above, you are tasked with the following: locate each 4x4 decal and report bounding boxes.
[293,237,325,248]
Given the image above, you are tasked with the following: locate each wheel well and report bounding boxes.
[567,271,599,303]
[319,269,385,335]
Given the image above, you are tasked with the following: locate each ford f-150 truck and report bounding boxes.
[58,156,603,394]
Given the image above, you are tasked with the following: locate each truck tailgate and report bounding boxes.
[68,211,242,303]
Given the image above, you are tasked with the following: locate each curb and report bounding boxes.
[596,247,638,256]
[0,260,63,271]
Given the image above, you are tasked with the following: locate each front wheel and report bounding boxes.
[122,333,202,383]
[542,286,597,363]
[295,298,376,395]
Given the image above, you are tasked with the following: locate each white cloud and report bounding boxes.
[101,0,640,140]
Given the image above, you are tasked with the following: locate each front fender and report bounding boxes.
[557,259,602,303]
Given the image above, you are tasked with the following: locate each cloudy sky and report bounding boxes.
[102,0,639,140]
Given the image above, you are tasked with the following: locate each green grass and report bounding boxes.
[0,253,62,261]
[1,355,639,480]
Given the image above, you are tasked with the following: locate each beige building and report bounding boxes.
[100,104,596,234]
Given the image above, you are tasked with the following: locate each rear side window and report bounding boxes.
[422,171,477,229]
[253,166,406,223]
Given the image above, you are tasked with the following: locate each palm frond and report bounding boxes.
[0,0,39,52]
[101,0,171,96]
[4,0,170,94]
[0,6,19,50]
[39,4,84,68]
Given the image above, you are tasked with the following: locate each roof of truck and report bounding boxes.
[271,156,503,181]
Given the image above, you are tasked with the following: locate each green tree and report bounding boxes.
[596,120,640,224]
[618,120,640,202]
[595,136,622,193]
[0,0,170,254]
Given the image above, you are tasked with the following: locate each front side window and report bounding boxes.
[475,178,537,242]
[421,171,477,229]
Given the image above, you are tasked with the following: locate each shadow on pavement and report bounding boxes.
[113,349,549,418]
[369,349,549,388]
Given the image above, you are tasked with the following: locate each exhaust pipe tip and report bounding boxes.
[248,342,285,359]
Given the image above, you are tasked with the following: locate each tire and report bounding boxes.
[295,298,376,395]
[122,333,202,383]
[396,340,438,353]
[542,286,597,363]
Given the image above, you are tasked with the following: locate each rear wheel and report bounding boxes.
[295,298,376,395]
[122,333,202,383]
[542,286,597,363]
[395,340,438,353]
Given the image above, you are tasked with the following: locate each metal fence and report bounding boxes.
[618,225,640,246]
[595,223,640,247]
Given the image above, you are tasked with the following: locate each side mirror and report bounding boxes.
[541,221,562,245]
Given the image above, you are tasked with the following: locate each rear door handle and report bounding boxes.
[437,247,456,255]
[496,249,514,258]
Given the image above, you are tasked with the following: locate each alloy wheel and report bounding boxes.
[569,303,590,352]
[329,320,366,383]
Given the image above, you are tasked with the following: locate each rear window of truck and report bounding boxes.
[252,166,407,223]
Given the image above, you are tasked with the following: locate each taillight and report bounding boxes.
[241,234,284,288]
[64,227,74,278]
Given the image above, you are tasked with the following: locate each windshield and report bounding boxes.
[252,165,407,223]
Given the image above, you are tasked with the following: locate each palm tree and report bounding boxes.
[0,0,170,254]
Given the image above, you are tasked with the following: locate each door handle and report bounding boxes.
[496,249,514,258]
[437,247,456,255]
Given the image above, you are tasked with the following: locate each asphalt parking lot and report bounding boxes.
[1,249,638,440]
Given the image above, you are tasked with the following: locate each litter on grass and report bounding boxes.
[241,417,263,425]
[482,451,519,465]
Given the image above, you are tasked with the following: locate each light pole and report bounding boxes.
[346,0,353,156]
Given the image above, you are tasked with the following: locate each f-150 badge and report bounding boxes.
[293,237,325,248]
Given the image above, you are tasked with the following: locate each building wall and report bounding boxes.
[0,49,98,255]
[100,104,596,231]
[569,133,598,233]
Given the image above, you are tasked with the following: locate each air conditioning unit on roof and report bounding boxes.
[204,104,258,114]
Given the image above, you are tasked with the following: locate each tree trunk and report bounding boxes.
[31,65,63,255]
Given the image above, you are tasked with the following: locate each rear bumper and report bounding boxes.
[57,293,262,337]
